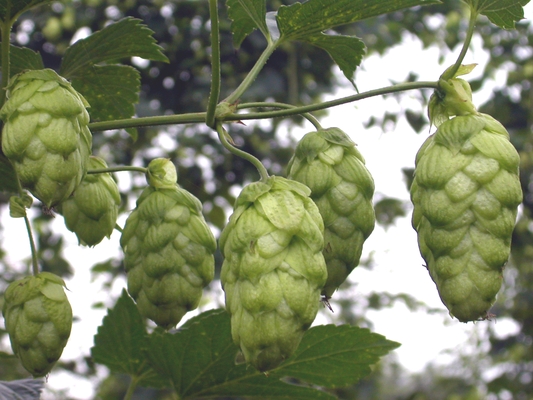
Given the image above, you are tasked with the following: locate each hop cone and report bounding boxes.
[287,128,375,297]
[59,156,120,246]
[411,66,522,322]
[220,176,328,371]
[0,69,92,207]
[120,159,216,329]
[2,272,73,377]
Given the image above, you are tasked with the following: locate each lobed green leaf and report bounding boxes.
[463,0,530,29]
[144,308,398,398]
[306,34,365,86]
[6,45,45,77]
[272,324,401,388]
[276,0,442,42]
[71,64,139,125]
[227,0,269,47]
[91,290,168,389]
[60,17,168,79]
[0,0,50,22]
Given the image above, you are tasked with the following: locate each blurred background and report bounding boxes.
[1,0,533,399]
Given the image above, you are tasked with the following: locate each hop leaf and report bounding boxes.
[411,94,522,322]
[287,128,375,297]
[0,69,92,207]
[220,176,327,371]
[120,159,216,329]
[59,156,121,246]
[2,272,73,377]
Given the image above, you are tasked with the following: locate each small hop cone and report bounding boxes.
[120,159,216,329]
[59,156,120,246]
[411,68,523,322]
[2,272,73,377]
[0,69,92,207]
[287,128,375,297]
[220,176,328,371]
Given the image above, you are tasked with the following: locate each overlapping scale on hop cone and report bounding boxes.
[2,272,73,377]
[287,128,375,298]
[59,156,120,246]
[120,159,216,329]
[0,69,92,208]
[220,176,327,371]
[410,65,523,322]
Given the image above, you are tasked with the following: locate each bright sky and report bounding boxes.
[2,3,533,399]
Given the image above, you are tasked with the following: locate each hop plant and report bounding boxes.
[220,176,328,371]
[2,272,73,377]
[59,156,121,246]
[410,65,523,322]
[120,158,216,329]
[287,128,375,298]
[0,69,92,208]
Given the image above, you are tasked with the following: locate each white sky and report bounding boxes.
[2,3,533,399]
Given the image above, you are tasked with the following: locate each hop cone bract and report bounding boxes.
[120,159,216,329]
[2,272,73,377]
[220,176,328,371]
[60,156,120,246]
[287,128,375,297]
[411,69,522,322]
[0,69,92,207]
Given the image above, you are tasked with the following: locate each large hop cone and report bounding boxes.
[220,176,328,371]
[59,156,121,246]
[287,128,375,298]
[120,159,216,329]
[0,69,92,207]
[2,272,73,377]
[411,65,523,322]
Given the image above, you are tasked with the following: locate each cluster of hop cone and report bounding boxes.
[0,65,523,377]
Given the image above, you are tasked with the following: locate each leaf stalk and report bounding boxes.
[216,122,269,181]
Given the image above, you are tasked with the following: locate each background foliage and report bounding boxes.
[0,0,532,399]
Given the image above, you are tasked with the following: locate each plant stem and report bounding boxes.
[206,0,221,128]
[87,112,206,132]
[24,214,39,275]
[13,175,39,275]
[123,376,139,400]
[223,40,279,104]
[441,8,478,80]
[0,7,13,109]
[89,81,438,132]
[87,166,148,175]
[237,101,323,130]
[216,122,269,181]
[228,81,439,122]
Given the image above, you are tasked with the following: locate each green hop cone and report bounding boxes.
[411,67,523,322]
[220,176,328,371]
[0,69,92,207]
[120,159,216,329]
[287,128,375,298]
[59,156,121,246]
[2,272,73,377]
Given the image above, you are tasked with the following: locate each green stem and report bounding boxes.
[441,9,478,80]
[237,101,323,130]
[206,0,221,128]
[123,375,139,400]
[89,81,438,132]
[87,166,147,175]
[228,81,439,122]
[0,9,13,108]
[13,173,39,275]
[216,122,269,181]
[223,40,279,104]
[24,214,39,276]
[88,112,206,132]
